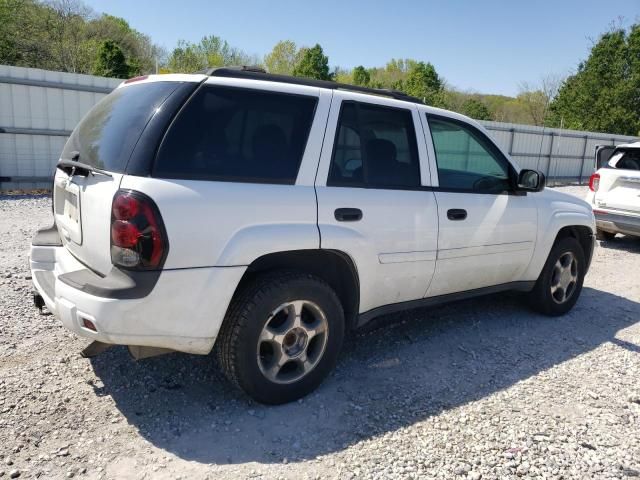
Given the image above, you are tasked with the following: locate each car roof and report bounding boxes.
[614,141,640,150]
[201,66,427,105]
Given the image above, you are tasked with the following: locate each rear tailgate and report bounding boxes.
[53,168,123,275]
[596,165,640,215]
[53,80,188,275]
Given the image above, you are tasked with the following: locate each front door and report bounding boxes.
[422,114,538,297]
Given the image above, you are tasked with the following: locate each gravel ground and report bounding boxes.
[1,186,639,480]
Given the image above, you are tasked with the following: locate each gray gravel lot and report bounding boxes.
[1,186,639,480]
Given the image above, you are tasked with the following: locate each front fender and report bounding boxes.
[522,205,596,281]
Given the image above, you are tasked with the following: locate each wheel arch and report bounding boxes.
[524,210,596,281]
[233,249,360,330]
[554,224,595,266]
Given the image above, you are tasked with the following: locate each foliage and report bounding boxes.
[403,61,445,106]
[549,25,640,135]
[166,35,259,73]
[461,98,492,120]
[264,40,300,75]
[352,65,370,86]
[92,40,129,78]
[0,0,162,76]
[292,44,332,81]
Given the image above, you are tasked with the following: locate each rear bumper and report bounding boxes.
[594,210,640,237]
[30,227,246,354]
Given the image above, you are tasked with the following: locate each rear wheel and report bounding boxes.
[596,228,616,241]
[528,237,586,316]
[216,272,345,404]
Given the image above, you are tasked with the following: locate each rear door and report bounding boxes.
[315,91,438,314]
[596,149,640,214]
[421,112,537,297]
[54,80,185,275]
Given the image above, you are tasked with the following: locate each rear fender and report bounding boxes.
[216,224,320,266]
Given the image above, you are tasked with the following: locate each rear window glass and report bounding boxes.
[610,150,640,170]
[153,86,318,184]
[61,82,180,172]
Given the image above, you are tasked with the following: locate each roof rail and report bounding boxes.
[201,66,425,105]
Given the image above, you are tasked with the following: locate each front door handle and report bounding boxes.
[447,208,467,221]
[335,208,362,222]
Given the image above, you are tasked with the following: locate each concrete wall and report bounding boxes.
[0,65,637,190]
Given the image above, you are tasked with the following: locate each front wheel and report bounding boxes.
[528,237,586,316]
[216,272,345,404]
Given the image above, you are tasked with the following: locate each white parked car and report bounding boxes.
[30,67,596,404]
[587,142,640,240]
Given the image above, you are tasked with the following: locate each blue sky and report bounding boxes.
[83,0,639,96]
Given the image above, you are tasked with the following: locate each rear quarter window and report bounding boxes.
[153,86,318,184]
[61,82,180,172]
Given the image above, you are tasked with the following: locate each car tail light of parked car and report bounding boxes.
[110,190,168,269]
[589,173,600,192]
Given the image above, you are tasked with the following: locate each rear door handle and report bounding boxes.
[447,208,467,221]
[335,208,362,222]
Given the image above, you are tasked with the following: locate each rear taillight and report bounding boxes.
[110,190,168,270]
[589,173,600,192]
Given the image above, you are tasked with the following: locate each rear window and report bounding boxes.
[61,82,180,172]
[153,86,318,184]
[610,150,640,170]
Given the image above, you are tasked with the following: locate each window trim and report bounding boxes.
[425,113,518,195]
[327,100,422,190]
[151,83,319,185]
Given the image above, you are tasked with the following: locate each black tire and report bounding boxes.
[528,237,586,316]
[216,271,345,404]
[596,228,616,241]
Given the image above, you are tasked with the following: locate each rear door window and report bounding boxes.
[61,82,180,172]
[328,101,421,189]
[154,86,318,184]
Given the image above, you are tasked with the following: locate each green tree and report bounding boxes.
[264,40,300,75]
[333,66,353,84]
[0,0,162,75]
[167,35,258,73]
[461,98,492,120]
[87,14,163,75]
[292,44,332,81]
[404,61,445,106]
[550,25,640,135]
[352,65,370,86]
[93,40,130,78]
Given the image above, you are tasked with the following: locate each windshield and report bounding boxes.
[60,82,179,172]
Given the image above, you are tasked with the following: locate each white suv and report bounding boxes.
[587,142,640,240]
[30,67,596,404]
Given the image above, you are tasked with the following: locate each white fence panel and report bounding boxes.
[0,65,120,189]
[0,65,638,190]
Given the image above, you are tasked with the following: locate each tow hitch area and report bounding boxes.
[81,341,113,358]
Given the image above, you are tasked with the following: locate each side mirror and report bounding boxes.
[517,169,545,192]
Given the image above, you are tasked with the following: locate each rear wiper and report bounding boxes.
[57,158,113,178]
